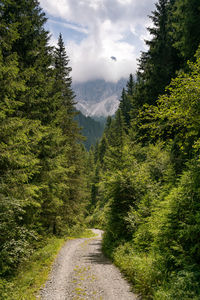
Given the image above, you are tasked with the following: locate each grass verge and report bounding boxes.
[103,239,200,300]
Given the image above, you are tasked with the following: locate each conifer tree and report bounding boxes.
[104,116,112,134]
[1,0,54,123]
[103,110,125,172]
[53,33,80,140]
[171,0,200,61]
[0,7,44,273]
[39,34,86,233]
[135,0,180,106]
[54,33,74,104]
[119,89,130,128]
[119,75,135,128]
[126,73,135,96]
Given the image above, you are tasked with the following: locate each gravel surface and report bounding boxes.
[40,229,138,300]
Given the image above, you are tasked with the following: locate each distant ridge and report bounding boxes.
[73,79,126,118]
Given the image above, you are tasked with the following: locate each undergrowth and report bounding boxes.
[103,239,200,300]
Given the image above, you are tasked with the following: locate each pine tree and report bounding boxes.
[53,33,80,140]
[135,0,180,106]
[98,136,108,164]
[0,9,43,273]
[1,0,54,123]
[118,89,129,128]
[39,34,86,234]
[119,75,135,128]
[54,33,74,104]
[103,110,125,172]
[171,0,200,61]
[126,73,135,96]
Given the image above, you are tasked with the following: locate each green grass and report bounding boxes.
[68,227,97,238]
[0,229,95,300]
[113,244,160,299]
[0,236,65,300]
[103,240,200,300]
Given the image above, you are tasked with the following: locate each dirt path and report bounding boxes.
[40,229,138,299]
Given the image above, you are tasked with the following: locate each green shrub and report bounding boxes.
[154,270,200,300]
[113,243,164,298]
[0,236,65,299]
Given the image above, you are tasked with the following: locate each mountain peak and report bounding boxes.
[73,79,126,117]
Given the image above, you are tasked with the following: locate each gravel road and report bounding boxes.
[40,229,138,300]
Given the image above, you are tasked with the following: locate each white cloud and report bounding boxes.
[117,0,132,5]
[40,0,155,82]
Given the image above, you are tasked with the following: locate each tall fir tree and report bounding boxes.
[171,0,200,62]
[39,34,86,233]
[54,34,74,104]
[135,0,180,106]
[1,0,54,123]
[53,33,80,140]
[126,73,135,96]
[0,1,46,273]
[119,74,135,128]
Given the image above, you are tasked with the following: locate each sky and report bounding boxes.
[40,0,156,83]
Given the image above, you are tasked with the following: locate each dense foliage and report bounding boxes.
[0,0,88,278]
[88,0,200,299]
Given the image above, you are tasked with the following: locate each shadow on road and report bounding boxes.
[83,240,111,265]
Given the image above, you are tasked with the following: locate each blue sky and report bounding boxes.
[46,17,88,44]
[40,0,156,82]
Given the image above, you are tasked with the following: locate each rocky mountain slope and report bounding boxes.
[73,79,126,118]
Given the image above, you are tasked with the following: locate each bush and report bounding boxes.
[0,226,37,276]
[154,270,200,300]
[113,243,163,298]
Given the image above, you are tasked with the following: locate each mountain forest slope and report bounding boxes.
[75,111,104,150]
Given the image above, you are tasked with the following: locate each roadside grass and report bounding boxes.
[112,243,160,299]
[102,234,161,299]
[103,240,200,300]
[0,228,95,300]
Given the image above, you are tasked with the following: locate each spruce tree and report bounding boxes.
[171,0,200,61]
[54,33,74,103]
[0,9,43,273]
[53,33,80,139]
[40,34,85,233]
[119,74,135,128]
[1,0,53,123]
[103,110,125,172]
[135,0,180,106]
[126,73,135,96]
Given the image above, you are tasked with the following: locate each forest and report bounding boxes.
[0,0,90,295]
[0,0,200,299]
